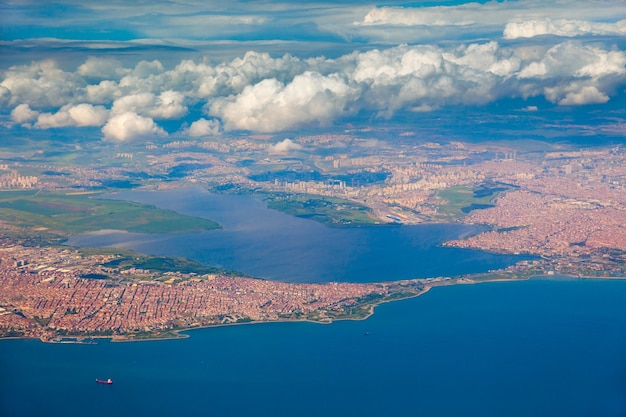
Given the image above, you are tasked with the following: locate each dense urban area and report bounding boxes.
[1,130,625,340]
[1,243,415,341]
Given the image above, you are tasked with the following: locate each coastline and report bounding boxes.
[3,273,625,344]
[109,286,433,343]
[76,273,626,343]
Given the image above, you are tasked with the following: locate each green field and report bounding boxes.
[98,253,232,276]
[436,184,508,220]
[264,193,380,227]
[78,247,237,278]
[0,191,220,235]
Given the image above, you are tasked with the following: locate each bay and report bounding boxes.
[2,279,626,417]
[66,188,526,283]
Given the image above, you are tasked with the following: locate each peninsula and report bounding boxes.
[0,241,434,341]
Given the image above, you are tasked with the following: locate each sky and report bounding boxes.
[1,0,625,142]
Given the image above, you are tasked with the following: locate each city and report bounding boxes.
[1,132,626,340]
[0,239,429,341]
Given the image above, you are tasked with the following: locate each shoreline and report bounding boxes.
[73,273,626,344]
[109,287,433,343]
[3,273,625,344]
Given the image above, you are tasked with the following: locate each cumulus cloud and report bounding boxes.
[86,80,123,104]
[354,40,624,112]
[77,57,129,80]
[185,118,222,137]
[0,60,86,108]
[1,36,625,136]
[131,60,165,78]
[504,18,626,39]
[111,91,187,119]
[35,110,74,129]
[35,103,109,128]
[10,103,39,124]
[111,93,154,115]
[101,112,166,142]
[210,71,358,132]
[352,45,443,83]
[518,41,626,80]
[268,138,303,154]
[349,42,523,116]
[67,104,109,126]
[555,85,610,105]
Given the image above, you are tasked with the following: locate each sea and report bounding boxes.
[2,189,625,417]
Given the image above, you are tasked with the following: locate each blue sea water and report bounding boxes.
[2,279,626,417]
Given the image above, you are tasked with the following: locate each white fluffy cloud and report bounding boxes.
[349,42,524,116]
[0,60,86,108]
[86,80,123,104]
[504,18,626,39]
[159,52,305,99]
[269,138,303,154]
[77,57,129,80]
[151,91,187,119]
[1,34,625,135]
[185,118,222,137]
[111,91,187,119]
[545,84,611,105]
[210,71,358,132]
[10,103,39,124]
[559,86,610,105]
[101,112,166,142]
[35,103,109,128]
[131,60,164,78]
[517,42,626,80]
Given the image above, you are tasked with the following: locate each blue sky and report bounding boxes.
[1,0,625,141]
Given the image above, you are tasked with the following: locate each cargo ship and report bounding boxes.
[96,378,113,385]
